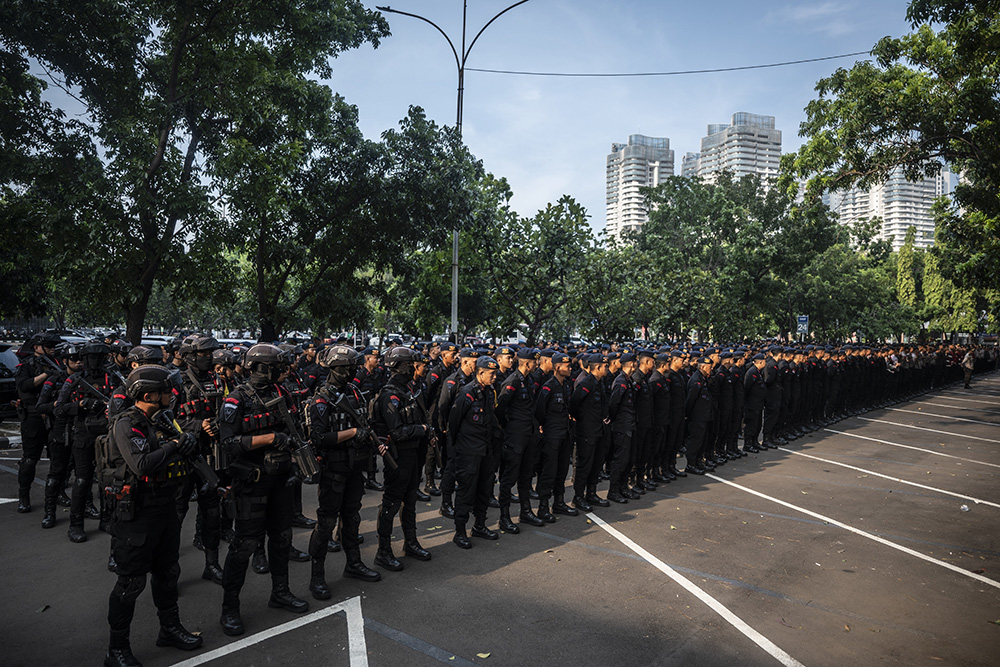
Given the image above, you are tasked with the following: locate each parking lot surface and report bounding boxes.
[1,373,997,666]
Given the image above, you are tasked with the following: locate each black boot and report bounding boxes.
[327,538,341,553]
[68,517,87,543]
[202,549,223,585]
[17,490,31,514]
[252,542,269,574]
[518,503,545,527]
[269,575,309,614]
[56,490,71,507]
[155,607,203,651]
[571,495,592,513]
[374,537,403,571]
[84,500,101,520]
[498,506,520,534]
[219,603,244,637]
[309,560,331,600]
[403,535,432,561]
[552,494,578,516]
[415,487,431,502]
[471,522,499,540]
[343,559,381,582]
[586,486,610,508]
[424,481,441,496]
[289,543,311,562]
[291,512,317,529]
[439,499,455,519]
[537,500,556,523]
[41,485,57,529]
[607,485,628,504]
[104,631,141,667]
[453,525,472,549]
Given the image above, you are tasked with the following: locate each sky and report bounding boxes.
[324,0,916,233]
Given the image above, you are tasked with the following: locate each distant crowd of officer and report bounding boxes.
[10,330,997,666]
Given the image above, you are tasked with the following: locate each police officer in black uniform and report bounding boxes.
[373,347,433,572]
[570,353,610,510]
[14,332,63,513]
[607,353,637,502]
[218,343,309,637]
[450,356,502,548]
[533,351,577,519]
[743,353,768,452]
[683,355,714,475]
[59,340,116,542]
[495,347,544,532]
[104,365,203,667]
[305,345,382,600]
[174,334,226,584]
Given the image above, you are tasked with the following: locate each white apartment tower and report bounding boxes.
[681,112,782,182]
[834,166,951,251]
[605,134,674,241]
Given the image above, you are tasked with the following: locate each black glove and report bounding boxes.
[80,398,100,411]
[272,432,293,451]
[354,426,372,443]
[176,432,198,457]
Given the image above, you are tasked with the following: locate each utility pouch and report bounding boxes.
[262,450,291,476]
[114,484,134,521]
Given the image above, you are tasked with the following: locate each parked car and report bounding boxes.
[0,342,20,421]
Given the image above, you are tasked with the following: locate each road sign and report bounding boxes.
[796,315,809,335]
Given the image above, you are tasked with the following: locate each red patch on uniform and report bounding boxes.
[389,395,400,402]
[225,397,239,404]
[582,387,590,393]
[505,385,515,391]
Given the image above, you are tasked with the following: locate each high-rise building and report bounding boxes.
[605,134,674,241]
[681,112,781,182]
[833,166,950,251]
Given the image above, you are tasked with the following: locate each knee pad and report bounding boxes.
[112,575,147,605]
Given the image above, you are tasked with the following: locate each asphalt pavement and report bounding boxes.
[1,372,998,667]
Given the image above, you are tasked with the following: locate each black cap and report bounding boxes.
[496,346,515,357]
[586,353,607,365]
[459,347,480,359]
[516,347,539,360]
[551,352,571,364]
[753,353,766,360]
[476,356,499,370]
[620,353,636,364]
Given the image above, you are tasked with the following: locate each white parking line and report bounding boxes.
[887,407,1000,427]
[859,418,1000,444]
[823,429,1000,469]
[170,595,368,667]
[913,401,1000,417]
[588,512,805,667]
[705,474,1000,591]
[778,447,1000,508]
[939,393,1000,406]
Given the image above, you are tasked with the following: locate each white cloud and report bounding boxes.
[766,2,863,38]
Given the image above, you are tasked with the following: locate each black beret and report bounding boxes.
[459,347,480,359]
[516,347,539,360]
[476,356,499,370]
[551,352,571,364]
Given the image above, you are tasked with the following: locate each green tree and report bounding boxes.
[896,226,918,307]
[783,0,1000,295]
[1,0,389,342]
[472,193,595,346]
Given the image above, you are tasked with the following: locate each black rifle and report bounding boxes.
[153,409,221,493]
[333,392,398,471]
[40,354,110,405]
[264,395,322,483]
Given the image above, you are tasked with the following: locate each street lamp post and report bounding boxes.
[377,1,531,340]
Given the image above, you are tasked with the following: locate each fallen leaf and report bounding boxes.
[36,605,49,613]
[844,624,850,632]
[989,620,1000,626]
[586,519,592,524]
[670,525,677,530]
[449,657,455,661]
[801,491,809,495]
[477,653,491,659]
[544,549,554,553]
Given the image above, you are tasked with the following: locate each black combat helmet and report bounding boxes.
[127,345,162,365]
[125,365,181,400]
[317,345,359,369]
[181,335,220,372]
